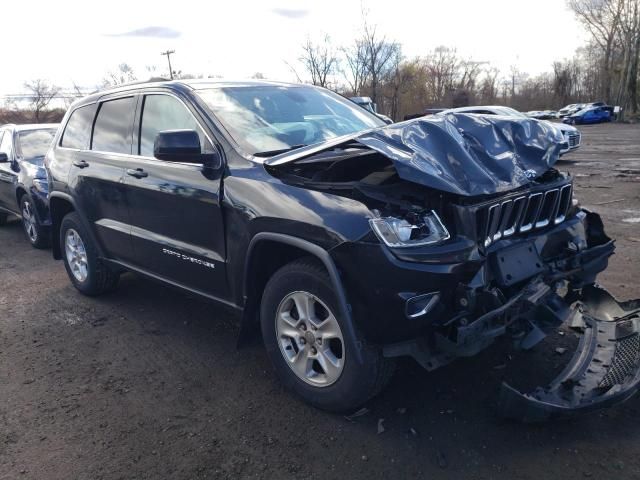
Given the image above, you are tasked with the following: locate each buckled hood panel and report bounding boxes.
[353,114,565,196]
[266,113,566,197]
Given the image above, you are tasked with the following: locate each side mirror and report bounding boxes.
[154,130,203,163]
[0,152,8,163]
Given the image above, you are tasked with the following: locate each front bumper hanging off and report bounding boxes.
[499,285,640,422]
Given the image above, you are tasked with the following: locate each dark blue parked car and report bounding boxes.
[0,123,58,248]
[563,106,611,125]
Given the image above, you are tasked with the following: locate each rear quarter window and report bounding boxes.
[60,104,97,150]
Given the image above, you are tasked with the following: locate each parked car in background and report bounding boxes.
[558,103,586,117]
[563,105,611,125]
[349,96,393,124]
[44,80,639,419]
[404,108,447,120]
[439,106,581,155]
[526,110,558,120]
[0,123,58,248]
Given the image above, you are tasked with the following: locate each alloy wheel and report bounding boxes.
[275,291,345,387]
[65,228,89,282]
[21,200,38,243]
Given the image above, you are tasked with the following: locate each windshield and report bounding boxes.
[196,85,385,156]
[17,129,56,160]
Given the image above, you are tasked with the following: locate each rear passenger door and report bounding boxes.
[65,97,136,263]
[123,92,228,299]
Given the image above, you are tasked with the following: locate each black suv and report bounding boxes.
[46,80,640,419]
[0,123,58,248]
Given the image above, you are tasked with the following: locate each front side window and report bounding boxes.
[139,94,212,157]
[92,97,136,154]
[196,85,384,156]
[16,129,57,161]
[61,104,96,150]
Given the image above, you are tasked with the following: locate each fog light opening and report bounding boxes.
[405,292,441,319]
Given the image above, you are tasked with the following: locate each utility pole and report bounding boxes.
[161,49,176,79]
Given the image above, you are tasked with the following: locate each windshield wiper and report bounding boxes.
[253,144,308,158]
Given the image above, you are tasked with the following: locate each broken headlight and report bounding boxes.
[369,211,450,248]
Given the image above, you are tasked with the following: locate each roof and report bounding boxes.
[70,78,312,109]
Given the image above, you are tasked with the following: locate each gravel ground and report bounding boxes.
[1,122,639,480]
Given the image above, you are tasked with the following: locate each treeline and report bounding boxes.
[296,0,640,120]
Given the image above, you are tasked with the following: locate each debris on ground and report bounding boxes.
[344,407,370,422]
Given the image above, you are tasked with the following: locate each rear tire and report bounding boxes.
[60,211,119,296]
[260,257,395,412]
[0,213,7,226]
[20,194,50,249]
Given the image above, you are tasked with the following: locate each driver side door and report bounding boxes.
[123,92,228,300]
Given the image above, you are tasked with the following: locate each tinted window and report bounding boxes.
[92,97,136,154]
[61,105,96,149]
[17,129,57,160]
[139,94,212,157]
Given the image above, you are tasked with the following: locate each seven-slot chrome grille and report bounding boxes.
[478,183,573,247]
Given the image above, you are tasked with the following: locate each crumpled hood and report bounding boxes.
[353,114,565,196]
[266,113,566,197]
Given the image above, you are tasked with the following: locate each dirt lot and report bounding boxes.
[1,122,639,480]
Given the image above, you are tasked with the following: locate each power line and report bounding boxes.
[160,50,176,80]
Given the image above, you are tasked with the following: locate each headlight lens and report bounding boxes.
[369,211,450,248]
[32,178,48,193]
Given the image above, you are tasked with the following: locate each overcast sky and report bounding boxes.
[1,0,585,96]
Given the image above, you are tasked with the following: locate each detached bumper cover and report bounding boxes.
[499,285,640,422]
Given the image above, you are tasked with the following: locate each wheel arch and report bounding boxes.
[48,193,76,259]
[239,232,364,364]
[15,185,28,207]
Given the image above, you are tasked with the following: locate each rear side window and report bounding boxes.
[61,104,96,149]
[92,97,136,154]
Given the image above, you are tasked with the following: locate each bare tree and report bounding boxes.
[383,48,413,120]
[102,63,137,87]
[341,40,369,95]
[361,21,400,104]
[424,47,460,104]
[478,67,500,104]
[23,79,61,123]
[299,35,338,88]
[568,0,624,102]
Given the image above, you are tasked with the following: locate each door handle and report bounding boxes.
[73,160,89,168]
[126,168,148,179]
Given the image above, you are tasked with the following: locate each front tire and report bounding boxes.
[20,195,49,249]
[60,211,119,296]
[260,258,394,412]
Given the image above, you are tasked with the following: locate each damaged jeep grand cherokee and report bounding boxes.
[46,80,640,420]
